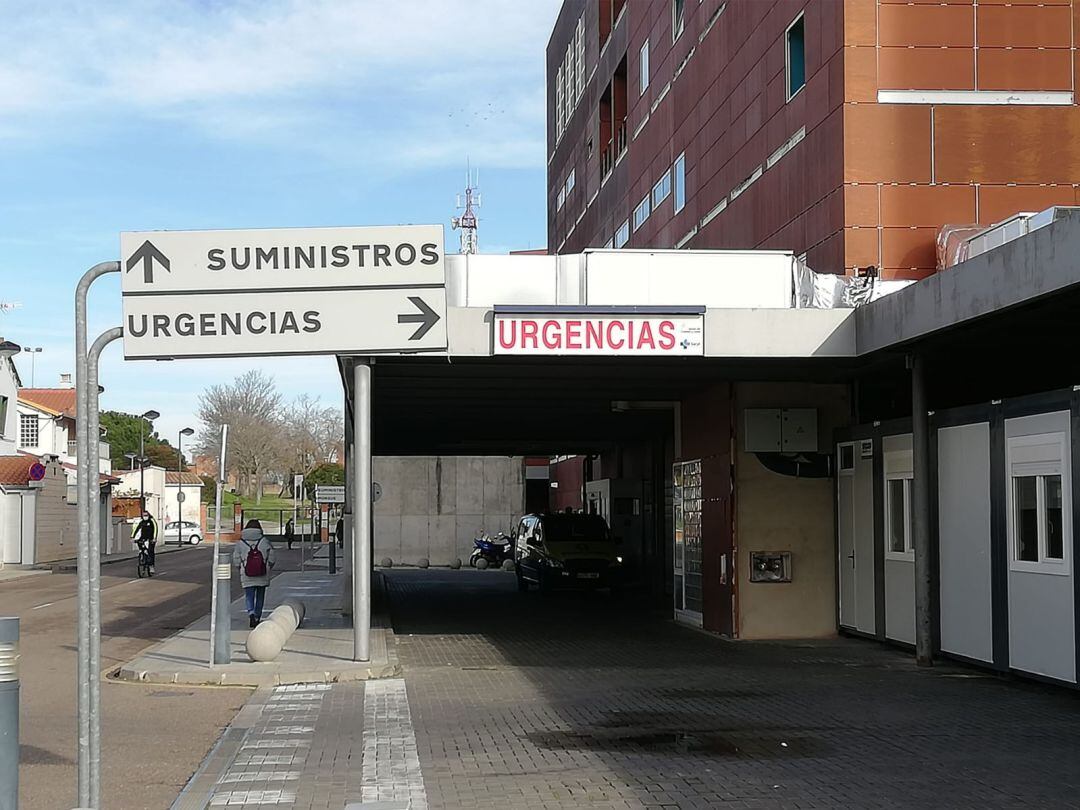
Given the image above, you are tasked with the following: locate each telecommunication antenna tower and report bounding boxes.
[0,301,22,314]
[451,167,481,254]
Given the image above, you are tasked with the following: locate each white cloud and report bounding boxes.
[0,0,560,170]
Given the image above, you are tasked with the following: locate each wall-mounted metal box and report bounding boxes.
[744,408,818,453]
[750,551,792,583]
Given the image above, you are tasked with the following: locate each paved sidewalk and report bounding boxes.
[173,680,426,810]
[114,569,398,686]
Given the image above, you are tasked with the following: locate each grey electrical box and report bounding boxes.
[744,409,782,452]
[781,408,818,452]
[744,408,818,453]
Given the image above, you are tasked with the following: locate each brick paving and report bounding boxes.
[391,569,1080,809]
[177,568,1080,809]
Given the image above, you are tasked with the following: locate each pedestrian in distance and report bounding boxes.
[234,518,276,628]
[132,510,158,574]
[284,517,295,550]
[335,515,344,548]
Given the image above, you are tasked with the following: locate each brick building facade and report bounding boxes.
[548,0,1080,279]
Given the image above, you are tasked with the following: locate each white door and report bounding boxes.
[838,473,857,628]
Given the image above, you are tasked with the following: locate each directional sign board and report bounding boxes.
[314,485,346,504]
[120,225,447,359]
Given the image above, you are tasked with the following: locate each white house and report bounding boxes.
[16,387,112,483]
[114,466,203,536]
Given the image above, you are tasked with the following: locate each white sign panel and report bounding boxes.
[314,485,345,504]
[120,225,446,359]
[494,313,704,356]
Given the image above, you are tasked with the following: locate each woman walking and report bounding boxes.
[234,518,276,628]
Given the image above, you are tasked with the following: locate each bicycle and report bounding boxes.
[136,542,153,578]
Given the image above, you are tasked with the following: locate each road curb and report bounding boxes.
[45,543,192,573]
[109,661,402,687]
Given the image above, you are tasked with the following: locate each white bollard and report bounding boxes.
[245,601,306,662]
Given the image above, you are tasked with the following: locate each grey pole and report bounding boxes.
[87,326,122,809]
[353,359,372,662]
[0,617,19,810]
[210,424,231,666]
[910,353,933,668]
[342,382,354,617]
[75,261,119,808]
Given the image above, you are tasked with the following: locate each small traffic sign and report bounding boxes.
[314,485,346,504]
[28,462,45,481]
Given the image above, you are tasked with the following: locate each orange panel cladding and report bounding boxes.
[878,48,975,90]
[977,49,1072,91]
[880,185,977,227]
[878,4,974,48]
[976,4,1072,48]
[845,104,932,183]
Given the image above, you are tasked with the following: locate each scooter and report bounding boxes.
[469,530,513,569]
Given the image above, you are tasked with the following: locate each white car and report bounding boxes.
[163,520,203,545]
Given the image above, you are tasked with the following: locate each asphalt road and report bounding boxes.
[0,545,256,809]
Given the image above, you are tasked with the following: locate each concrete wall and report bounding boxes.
[373,456,524,566]
[734,382,849,639]
[32,460,77,564]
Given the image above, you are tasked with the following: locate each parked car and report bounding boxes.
[163,520,203,545]
[513,512,622,593]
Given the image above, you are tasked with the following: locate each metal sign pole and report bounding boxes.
[0,617,19,810]
[74,261,118,808]
[353,359,372,662]
[87,327,121,809]
[210,425,230,665]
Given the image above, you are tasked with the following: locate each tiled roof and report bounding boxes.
[0,456,36,486]
[166,471,205,486]
[19,388,77,418]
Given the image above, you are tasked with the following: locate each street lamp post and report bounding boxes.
[22,347,42,387]
[177,428,194,544]
[138,409,160,514]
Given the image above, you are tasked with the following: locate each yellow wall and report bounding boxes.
[735,382,850,639]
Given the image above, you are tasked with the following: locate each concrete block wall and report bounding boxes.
[373,456,525,566]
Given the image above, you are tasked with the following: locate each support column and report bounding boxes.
[353,360,372,662]
[342,378,354,617]
[910,353,933,667]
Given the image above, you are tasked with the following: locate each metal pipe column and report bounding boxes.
[342,389,354,617]
[353,360,371,662]
[0,617,19,810]
[87,326,122,808]
[74,261,118,807]
[911,353,933,667]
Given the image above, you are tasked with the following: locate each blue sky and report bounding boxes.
[0,0,558,446]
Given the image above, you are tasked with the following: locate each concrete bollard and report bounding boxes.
[245,601,305,663]
[0,617,19,810]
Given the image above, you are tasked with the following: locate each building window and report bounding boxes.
[673,153,686,213]
[885,476,913,557]
[557,186,566,211]
[652,170,671,208]
[673,0,685,43]
[640,40,650,95]
[20,413,39,448]
[1007,432,1070,572]
[614,219,630,248]
[0,396,7,436]
[633,194,651,232]
[566,168,576,195]
[786,14,805,100]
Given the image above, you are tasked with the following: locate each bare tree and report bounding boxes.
[281,394,343,495]
[196,370,284,504]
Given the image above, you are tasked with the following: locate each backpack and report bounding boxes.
[244,541,267,578]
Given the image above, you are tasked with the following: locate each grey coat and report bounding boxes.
[234,528,276,588]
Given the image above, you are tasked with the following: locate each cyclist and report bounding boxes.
[132,511,158,574]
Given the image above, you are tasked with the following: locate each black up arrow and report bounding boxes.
[397,296,440,340]
[125,240,170,284]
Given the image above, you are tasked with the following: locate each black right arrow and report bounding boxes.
[125,240,170,284]
[397,296,440,340]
